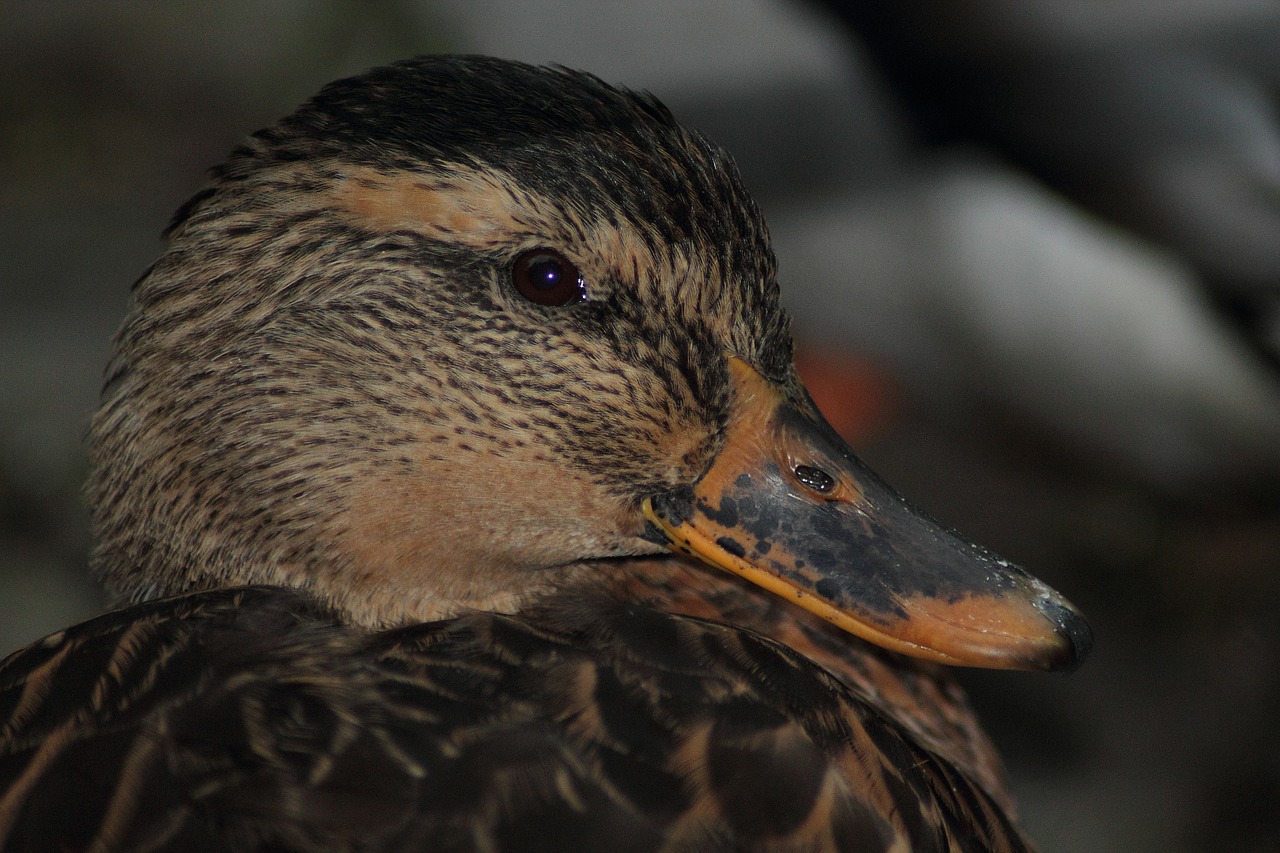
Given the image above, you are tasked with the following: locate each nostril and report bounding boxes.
[793,464,835,494]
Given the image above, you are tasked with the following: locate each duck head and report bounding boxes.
[88,56,1089,671]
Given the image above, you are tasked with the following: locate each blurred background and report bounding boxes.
[2,1,1279,850]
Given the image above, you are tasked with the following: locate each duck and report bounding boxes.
[0,56,1090,852]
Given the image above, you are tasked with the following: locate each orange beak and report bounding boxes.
[644,358,1091,671]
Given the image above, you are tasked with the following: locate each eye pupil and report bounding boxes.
[528,257,563,290]
[512,249,585,306]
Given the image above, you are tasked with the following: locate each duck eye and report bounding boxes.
[511,249,586,307]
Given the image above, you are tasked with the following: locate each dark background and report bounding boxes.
[3,2,1279,850]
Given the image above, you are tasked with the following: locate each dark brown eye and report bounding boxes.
[511,249,585,306]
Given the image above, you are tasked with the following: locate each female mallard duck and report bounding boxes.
[0,56,1089,852]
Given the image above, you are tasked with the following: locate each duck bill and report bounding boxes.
[644,357,1091,672]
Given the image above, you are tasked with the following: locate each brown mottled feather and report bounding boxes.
[0,56,1044,851]
[1,572,1030,852]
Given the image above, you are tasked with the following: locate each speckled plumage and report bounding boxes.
[89,56,790,628]
[0,56,1082,851]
